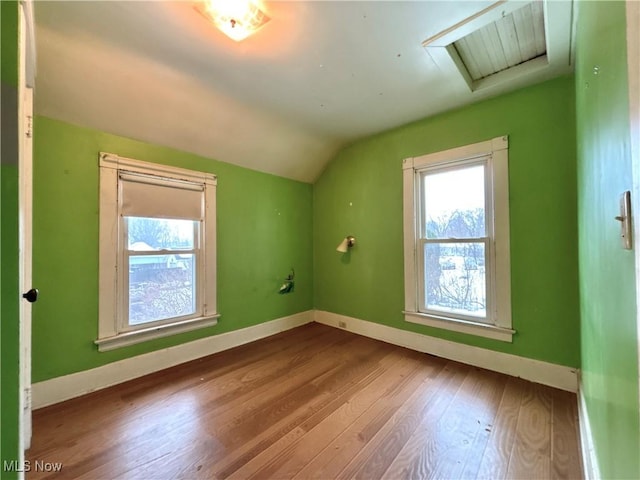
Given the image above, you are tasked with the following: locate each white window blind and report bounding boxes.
[119,172,204,220]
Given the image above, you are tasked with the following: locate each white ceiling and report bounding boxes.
[34,1,573,183]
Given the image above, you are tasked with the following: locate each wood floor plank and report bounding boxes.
[212,336,391,451]
[231,350,428,479]
[292,354,447,480]
[451,370,509,480]
[31,323,338,450]
[505,381,553,479]
[380,366,505,480]
[203,338,398,478]
[474,376,526,480]
[550,388,583,479]
[207,334,377,439]
[26,324,583,480]
[334,361,470,479]
[219,344,402,477]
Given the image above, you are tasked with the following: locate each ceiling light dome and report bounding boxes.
[202,0,270,42]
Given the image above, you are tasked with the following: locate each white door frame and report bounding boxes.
[18,0,36,461]
[626,0,640,421]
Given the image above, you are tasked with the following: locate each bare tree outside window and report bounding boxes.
[127,217,172,248]
[422,164,488,319]
[126,217,197,325]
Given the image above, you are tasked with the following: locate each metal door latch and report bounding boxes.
[614,191,632,250]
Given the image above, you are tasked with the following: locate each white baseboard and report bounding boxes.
[33,309,579,409]
[314,310,578,392]
[578,384,601,480]
[32,310,313,409]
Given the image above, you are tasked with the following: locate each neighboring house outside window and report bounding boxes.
[402,136,513,342]
[96,153,219,351]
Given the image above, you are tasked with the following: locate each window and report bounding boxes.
[402,136,513,341]
[96,153,219,351]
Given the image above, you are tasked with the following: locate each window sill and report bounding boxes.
[95,314,221,352]
[403,311,514,342]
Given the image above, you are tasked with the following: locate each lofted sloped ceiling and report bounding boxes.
[34,1,573,183]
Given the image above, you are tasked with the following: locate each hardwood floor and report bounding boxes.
[27,323,583,479]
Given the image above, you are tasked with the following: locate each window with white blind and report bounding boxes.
[96,153,219,351]
[402,136,513,342]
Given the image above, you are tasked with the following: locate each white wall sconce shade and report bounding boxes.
[336,236,356,253]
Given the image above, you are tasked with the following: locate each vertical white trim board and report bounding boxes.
[32,311,313,409]
[578,384,602,480]
[314,310,578,392]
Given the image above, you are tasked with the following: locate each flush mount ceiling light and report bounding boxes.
[199,0,270,42]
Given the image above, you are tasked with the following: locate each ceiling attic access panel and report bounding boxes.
[423,0,573,93]
[453,2,546,81]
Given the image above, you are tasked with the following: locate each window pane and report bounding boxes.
[126,217,195,250]
[424,242,486,319]
[423,164,485,239]
[129,254,196,325]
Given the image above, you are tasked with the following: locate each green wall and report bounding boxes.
[1,1,21,478]
[31,117,313,381]
[314,75,580,367]
[0,0,18,87]
[575,1,639,478]
[12,4,640,478]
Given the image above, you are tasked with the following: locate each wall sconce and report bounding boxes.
[336,236,356,253]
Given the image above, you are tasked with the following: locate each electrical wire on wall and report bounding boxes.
[278,269,294,294]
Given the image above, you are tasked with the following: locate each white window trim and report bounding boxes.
[96,152,219,352]
[402,136,513,342]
